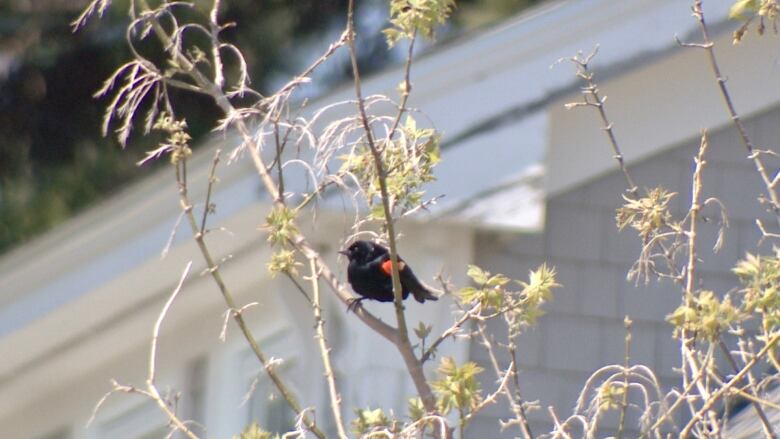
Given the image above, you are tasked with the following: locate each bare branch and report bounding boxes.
[563,45,638,198]
[684,0,780,224]
[308,258,349,439]
[149,261,192,383]
[144,261,201,439]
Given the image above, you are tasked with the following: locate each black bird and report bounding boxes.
[340,240,439,309]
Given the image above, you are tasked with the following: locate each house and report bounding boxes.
[2,0,779,438]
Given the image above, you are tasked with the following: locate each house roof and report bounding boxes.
[439,164,545,230]
[310,0,739,211]
[725,386,780,438]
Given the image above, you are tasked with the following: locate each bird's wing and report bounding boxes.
[379,255,407,276]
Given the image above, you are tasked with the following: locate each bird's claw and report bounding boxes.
[346,297,365,313]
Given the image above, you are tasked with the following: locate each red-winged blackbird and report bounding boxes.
[340,240,439,309]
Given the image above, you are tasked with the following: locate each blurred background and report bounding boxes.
[0,0,543,254]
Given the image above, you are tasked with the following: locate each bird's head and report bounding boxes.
[339,240,383,262]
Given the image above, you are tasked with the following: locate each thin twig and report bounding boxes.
[464,358,514,423]
[273,119,286,203]
[566,46,638,198]
[207,0,225,90]
[145,261,200,439]
[476,322,534,439]
[386,29,417,141]
[683,0,780,224]
[149,261,192,382]
[684,132,707,304]
[283,272,313,305]
[507,348,535,439]
[199,149,220,233]
[680,132,722,436]
[308,258,348,439]
[548,406,573,439]
[641,353,707,437]
[421,303,479,363]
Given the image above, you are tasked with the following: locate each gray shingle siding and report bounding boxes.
[468,104,780,436]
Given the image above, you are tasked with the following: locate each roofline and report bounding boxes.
[0,0,737,268]
[0,0,741,333]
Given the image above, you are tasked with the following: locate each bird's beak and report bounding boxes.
[338,249,349,256]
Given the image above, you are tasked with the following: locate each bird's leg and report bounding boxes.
[346,296,367,313]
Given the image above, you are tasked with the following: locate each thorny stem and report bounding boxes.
[309,259,349,439]
[568,47,638,199]
[345,0,436,413]
[508,347,535,439]
[684,132,707,305]
[274,120,285,203]
[387,29,417,141]
[207,0,225,90]
[175,157,325,439]
[686,0,780,224]
[199,150,220,234]
[680,132,722,436]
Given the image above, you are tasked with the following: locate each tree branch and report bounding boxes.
[308,258,349,439]
[345,0,436,413]
[684,0,780,224]
[565,46,638,199]
[174,153,325,439]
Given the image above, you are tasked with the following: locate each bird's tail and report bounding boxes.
[412,283,440,303]
[403,268,441,303]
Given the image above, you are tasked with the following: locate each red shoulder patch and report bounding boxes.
[380,259,406,276]
[381,259,393,276]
